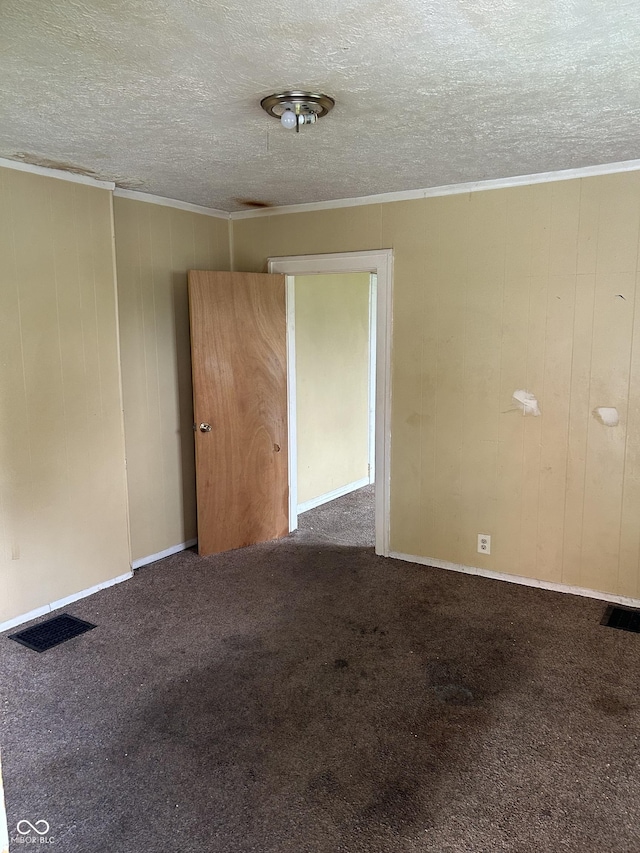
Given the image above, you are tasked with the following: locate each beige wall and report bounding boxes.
[113,197,230,562]
[0,167,130,624]
[232,172,640,600]
[3,166,640,622]
[295,273,370,505]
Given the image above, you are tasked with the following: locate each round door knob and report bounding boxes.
[199,423,212,432]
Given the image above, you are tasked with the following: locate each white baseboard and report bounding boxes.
[1,536,198,632]
[0,571,134,634]
[298,477,370,514]
[389,551,640,609]
[131,538,197,570]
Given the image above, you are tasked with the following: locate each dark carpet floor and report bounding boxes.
[2,486,640,852]
[297,484,375,547]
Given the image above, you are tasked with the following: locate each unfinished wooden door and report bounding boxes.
[188,271,288,555]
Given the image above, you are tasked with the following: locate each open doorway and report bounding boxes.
[290,271,375,546]
[268,250,392,557]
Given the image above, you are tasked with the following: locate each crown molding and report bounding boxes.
[229,157,640,219]
[0,155,116,189]
[113,188,230,219]
[5,153,640,221]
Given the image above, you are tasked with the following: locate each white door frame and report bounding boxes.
[268,250,393,557]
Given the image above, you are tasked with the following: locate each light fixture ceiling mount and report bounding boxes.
[260,91,335,132]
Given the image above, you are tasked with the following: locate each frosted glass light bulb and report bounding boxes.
[281,110,296,129]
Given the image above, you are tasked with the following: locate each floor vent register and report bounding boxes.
[9,613,97,652]
[602,605,640,634]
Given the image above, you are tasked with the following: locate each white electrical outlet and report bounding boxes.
[477,534,491,555]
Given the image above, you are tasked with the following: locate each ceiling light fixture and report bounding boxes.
[260,91,335,133]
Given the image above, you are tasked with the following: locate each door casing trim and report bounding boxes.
[268,250,393,557]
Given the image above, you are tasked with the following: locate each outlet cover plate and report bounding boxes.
[478,534,491,555]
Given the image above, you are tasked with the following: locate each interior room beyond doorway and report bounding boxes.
[293,272,375,534]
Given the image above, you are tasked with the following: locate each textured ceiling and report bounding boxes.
[1,0,640,212]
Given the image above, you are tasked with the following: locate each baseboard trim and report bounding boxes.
[389,552,640,609]
[0,571,134,634]
[131,538,198,570]
[298,478,370,514]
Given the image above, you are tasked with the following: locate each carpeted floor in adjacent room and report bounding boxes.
[1,485,639,852]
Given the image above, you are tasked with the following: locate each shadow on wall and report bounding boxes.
[172,270,197,538]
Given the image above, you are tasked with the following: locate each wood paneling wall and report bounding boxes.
[113,198,230,562]
[0,167,130,623]
[232,172,640,600]
[4,165,640,619]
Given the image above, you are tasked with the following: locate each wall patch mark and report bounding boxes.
[594,407,619,426]
[512,389,541,416]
